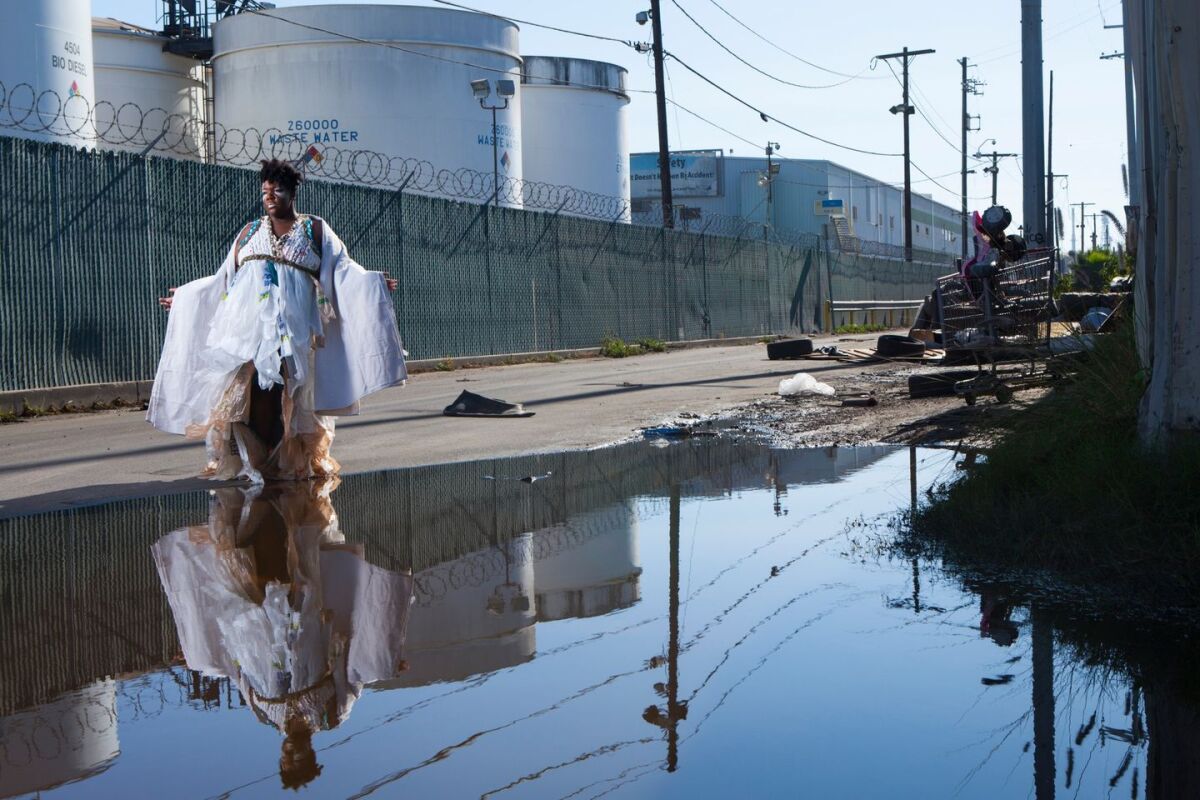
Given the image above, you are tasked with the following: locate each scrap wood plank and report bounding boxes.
[803,348,946,363]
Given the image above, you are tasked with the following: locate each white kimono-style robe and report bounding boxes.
[147,218,407,435]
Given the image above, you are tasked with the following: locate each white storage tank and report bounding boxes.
[520,56,630,220]
[0,0,96,148]
[91,18,208,161]
[212,4,523,206]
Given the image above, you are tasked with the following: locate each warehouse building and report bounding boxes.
[630,150,963,257]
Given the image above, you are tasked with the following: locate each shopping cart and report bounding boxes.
[935,249,1057,405]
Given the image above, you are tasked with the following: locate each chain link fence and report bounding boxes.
[0,133,953,393]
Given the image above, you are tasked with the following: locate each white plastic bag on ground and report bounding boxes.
[778,372,836,397]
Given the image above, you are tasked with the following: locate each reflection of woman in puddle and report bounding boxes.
[979,587,1019,647]
[152,479,412,790]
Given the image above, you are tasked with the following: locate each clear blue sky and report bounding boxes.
[95,0,1129,247]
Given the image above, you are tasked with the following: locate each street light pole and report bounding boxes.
[471,78,514,208]
[876,46,935,262]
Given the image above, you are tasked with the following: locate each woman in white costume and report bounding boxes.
[149,159,407,482]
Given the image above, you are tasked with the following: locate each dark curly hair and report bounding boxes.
[259,159,303,194]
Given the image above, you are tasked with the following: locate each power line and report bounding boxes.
[665,98,762,151]
[882,60,960,155]
[243,9,655,95]
[702,0,886,81]
[972,2,1120,65]
[774,169,960,191]
[663,52,902,157]
[669,0,854,89]
[428,0,635,45]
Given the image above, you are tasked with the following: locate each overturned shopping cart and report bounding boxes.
[935,249,1057,405]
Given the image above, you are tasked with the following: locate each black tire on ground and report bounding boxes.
[767,338,814,360]
[876,334,927,359]
[907,370,982,399]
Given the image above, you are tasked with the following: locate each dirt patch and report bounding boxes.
[737,360,1047,448]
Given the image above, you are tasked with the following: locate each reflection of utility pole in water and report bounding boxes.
[1032,605,1056,799]
[909,447,921,614]
[644,484,686,771]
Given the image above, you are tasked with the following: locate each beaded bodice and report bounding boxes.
[236,215,321,278]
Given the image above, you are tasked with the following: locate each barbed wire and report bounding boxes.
[0,81,632,222]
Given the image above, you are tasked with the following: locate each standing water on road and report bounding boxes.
[0,440,1188,798]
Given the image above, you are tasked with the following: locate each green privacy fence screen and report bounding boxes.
[0,137,952,393]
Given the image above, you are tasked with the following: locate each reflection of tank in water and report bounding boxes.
[386,533,536,686]
[531,502,641,622]
[0,680,119,799]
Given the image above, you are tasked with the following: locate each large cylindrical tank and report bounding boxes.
[0,0,96,148]
[91,19,208,161]
[212,5,523,206]
[520,56,630,220]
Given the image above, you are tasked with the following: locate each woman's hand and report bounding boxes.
[158,287,177,311]
[383,273,398,292]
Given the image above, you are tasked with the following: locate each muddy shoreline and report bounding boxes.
[729,358,1045,449]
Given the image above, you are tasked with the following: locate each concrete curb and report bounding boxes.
[0,335,778,416]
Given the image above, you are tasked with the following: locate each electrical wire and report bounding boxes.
[242,9,655,95]
[669,0,855,89]
[881,60,961,156]
[428,0,635,45]
[972,1,1121,65]
[665,98,762,151]
[774,169,961,191]
[702,0,885,81]
[664,60,685,148]
[663,52,902,157]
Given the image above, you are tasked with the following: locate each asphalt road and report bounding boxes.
[0,334,888,518]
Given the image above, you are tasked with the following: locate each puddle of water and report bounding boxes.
[0,441,1186,799]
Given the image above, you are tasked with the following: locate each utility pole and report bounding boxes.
[1089,213,1100,250]
[1045,70,1055,247]
[876,46,936,262]
[1076,201,1094,253]
[979,149,1018,205]
[959,57,983,261]
[1021,0,1047,245]
[646,1,674,228]
[762,141,780,240]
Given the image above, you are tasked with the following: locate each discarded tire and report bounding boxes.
[767,338,814,360]
[907,370,980,399]
[876,334,926,359]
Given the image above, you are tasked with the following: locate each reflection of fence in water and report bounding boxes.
[0,439,771,714]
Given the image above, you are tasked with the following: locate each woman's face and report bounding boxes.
[262,181,294,217]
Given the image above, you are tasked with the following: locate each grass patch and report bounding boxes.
[434,358,456,372]
[0,410,18,424]
[908,322,1200,605]
[599,336,642,358]
[635,337,668,353]
[834,323,890,335]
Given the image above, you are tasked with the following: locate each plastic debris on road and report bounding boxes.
[777,373,836,397]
